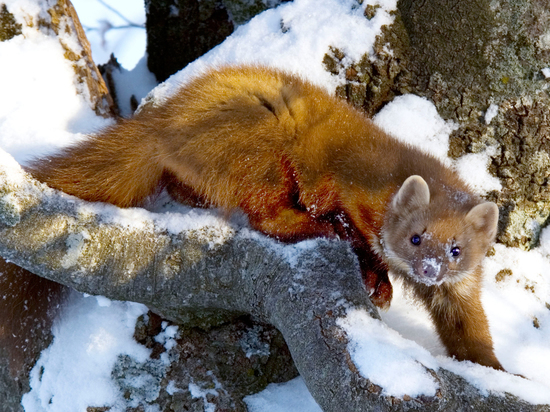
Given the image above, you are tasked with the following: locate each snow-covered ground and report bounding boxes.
[1,0,550,411]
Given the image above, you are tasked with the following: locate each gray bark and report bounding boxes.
[0,152,546,412]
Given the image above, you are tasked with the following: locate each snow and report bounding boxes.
[374,94,456,163]
[21,294,150,412]
[106,55,158,117]
[0,30,111,164]
[0,0,549,410]
[146,0,398,102]
[244,377,322,412]
[75,196,238,240]
[189,381,218,412]
[337,309,439,398]
[437,357,549,405]
[485,103,499,124]
[379,277,446,357]
[61,230,92,269]
[154,322,180,364]
[453,148,503,194]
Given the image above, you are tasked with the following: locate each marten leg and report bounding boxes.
[330,212,393,309]
[353,246,393,310]
[239,159,339,241]
[166,168,336,240]
[425,271,503,370]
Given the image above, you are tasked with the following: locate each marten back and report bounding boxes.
[27,66,313,208]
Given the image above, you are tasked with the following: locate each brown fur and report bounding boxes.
[6,65,502,371]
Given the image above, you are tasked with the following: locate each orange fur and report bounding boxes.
[5,65,502,372]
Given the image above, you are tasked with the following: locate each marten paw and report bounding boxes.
[366,275,393,310]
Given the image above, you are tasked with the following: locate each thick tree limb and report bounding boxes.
[0,154,546,411]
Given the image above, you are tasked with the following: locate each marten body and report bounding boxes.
[3,65,502,372]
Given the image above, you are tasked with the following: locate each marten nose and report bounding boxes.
[423,265,437,279]
[420,259,440,280]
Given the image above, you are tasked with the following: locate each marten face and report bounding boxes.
[381,176,498,286]
[383,208,494,286]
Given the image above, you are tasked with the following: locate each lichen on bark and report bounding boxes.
[0,4,21,41]
[322,9,412,116]
[449,95,550,248]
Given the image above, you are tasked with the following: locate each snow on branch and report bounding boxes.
[0,150,542,411]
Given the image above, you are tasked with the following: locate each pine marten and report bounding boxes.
[2,65,503,374]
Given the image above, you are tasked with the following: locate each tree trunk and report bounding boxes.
[0,2,114,410]
[144,0,289,82]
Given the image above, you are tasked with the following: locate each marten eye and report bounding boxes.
[450,246,461,257]
[410,234,421,246]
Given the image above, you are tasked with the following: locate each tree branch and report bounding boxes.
[0,153,544,411]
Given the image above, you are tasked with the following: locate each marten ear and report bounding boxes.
[392,175,430,211]
[466,202,499,239]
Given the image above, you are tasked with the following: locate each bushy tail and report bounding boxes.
[27,118,165,207]
[3,118,166,377]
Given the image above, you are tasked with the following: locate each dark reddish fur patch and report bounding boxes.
[165,173,210,207]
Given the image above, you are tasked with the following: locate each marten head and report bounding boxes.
[381,175,498,286]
